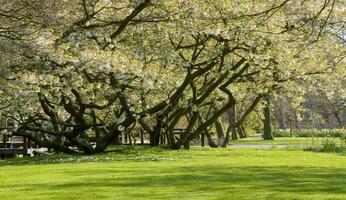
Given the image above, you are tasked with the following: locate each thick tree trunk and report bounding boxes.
[263,95,273,140]
[95,130,121,152]
[150,119,161,146]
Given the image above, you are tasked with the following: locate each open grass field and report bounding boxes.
[231,136,345,146]
[1,146,346,200]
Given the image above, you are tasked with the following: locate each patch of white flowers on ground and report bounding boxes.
[2,155,190,165]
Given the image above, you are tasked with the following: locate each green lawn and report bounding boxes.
[231,136,344,146]
[1,147,346,200]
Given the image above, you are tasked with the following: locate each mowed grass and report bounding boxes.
[231,136,345,146]
[1,146,346,200]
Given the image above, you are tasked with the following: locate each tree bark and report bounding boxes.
[230,105,238,141]
[140,130,144,145]
[222,105,236,147]
[150,119,161,146]
[263,95,274,140]
[214,120,225,145]
[201,132,205,147]
[206,132,218,148]
[237,125,247,138]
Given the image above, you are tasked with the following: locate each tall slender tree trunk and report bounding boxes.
[201,132,205,147]
[222,105,236,147]
[215,120,225,145]
[263,95,274,140]
[140,130,144,145]
[230,105,238,141]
